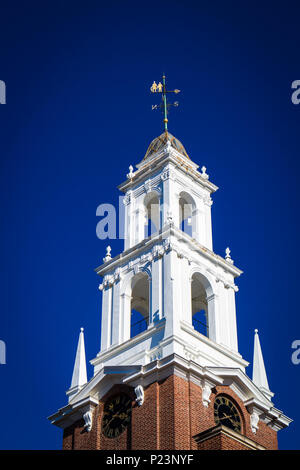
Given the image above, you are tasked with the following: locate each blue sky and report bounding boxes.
[0,1,299,449]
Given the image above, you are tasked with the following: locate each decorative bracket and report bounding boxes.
[250,411,260,434]
[134,385,145,407]
[202,380,214,407]
[246,403,263,434]
[83,411,93,432]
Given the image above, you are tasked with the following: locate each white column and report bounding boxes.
[124,195,133,251]
[227,287,238,352]
[195,199,206,246]
[181,258,192,324]
[135,206,146,245]
[204,200,213,250]
[111,282,121,346]
[216,282,231,348]
[163,250,174,337]
[100,287,113,351]
[163,249,182,338]
[207,291,220,344]
[151,256,162,323]
[121,292,132,343]
[162,170,179,228]
[172,253,182,336]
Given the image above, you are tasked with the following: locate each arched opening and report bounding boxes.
[179,191,196,238]
[144,192,160,238]
[130,272,150,338]
[191,273,209,337]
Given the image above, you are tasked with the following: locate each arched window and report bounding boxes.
[179,191,196,238]
[130,272,150,338]
[144,192,160,238]
[191,273,209,337]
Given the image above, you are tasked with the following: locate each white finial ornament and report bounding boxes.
[127,165,134,179]
[103,246,112,263]
[201,166,209,180]
[225,247,234,264]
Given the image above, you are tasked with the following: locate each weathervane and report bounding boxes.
[150,75,180,132]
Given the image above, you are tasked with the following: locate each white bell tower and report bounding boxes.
[91,130,247,374]
[49,82,292,445]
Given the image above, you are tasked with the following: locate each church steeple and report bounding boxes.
[252,329,273,399]
[49,79,292,449]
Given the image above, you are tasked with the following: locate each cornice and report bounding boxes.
[90,318,166,366]
[48,354,292,433]
[48,396,98,430]
[179,322,248,368]
[118,149,218,195]
[95,224,242,281]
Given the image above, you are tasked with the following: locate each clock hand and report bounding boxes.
[219,414,238,427]
[219,413,231,419]
[103,415,117,428]
[112,412,128,419]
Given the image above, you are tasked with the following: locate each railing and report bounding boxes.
[192,318,208,337]
[131,317,149,338]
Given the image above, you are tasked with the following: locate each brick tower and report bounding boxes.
[49,90,292,450]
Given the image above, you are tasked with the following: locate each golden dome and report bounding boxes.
[143,131,189,161]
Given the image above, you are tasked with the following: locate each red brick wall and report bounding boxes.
[132,381,159,449]
[196,432,252,450]
[62,374,278,450]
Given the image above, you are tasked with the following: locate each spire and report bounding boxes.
[252,329,273,399]
[70,327,87,391]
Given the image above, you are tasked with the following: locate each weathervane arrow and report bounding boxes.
[150,75,180,132]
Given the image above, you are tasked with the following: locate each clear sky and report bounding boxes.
[0,0,299,450]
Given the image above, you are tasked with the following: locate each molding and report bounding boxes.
[193,424,266,450]
[49,355,292,433]
[180,321,248,368]
[209,367,273,408]
[95,225,242,280]
[118,150,218,196]
[90,318,166,367]
[48,396,98,430]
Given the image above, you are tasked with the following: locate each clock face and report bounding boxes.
[102,393,132,438]
[214,395,241,432]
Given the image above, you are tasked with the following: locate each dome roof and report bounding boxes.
[143,131,189,161]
